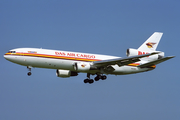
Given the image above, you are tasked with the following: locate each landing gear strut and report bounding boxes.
[27,66,32,76]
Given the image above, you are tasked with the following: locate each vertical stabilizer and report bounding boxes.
[138,32,163,51]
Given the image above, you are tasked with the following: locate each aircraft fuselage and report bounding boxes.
[4,48,153,75]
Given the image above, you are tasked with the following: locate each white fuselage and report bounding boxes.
[4,48,154,75]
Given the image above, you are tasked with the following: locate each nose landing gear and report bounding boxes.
[27,72,32,76]
[27,66,32,76]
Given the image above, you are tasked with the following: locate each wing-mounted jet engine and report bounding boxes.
[73,62,97,72]
[56,69,78,78]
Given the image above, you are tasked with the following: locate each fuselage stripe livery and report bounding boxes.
[4,52,149,67]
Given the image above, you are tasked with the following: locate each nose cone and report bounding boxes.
[4,52,14,62]
[4,52,21,65]
[4,53,10,60]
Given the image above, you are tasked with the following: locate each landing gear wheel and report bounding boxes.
[89,79,94,84]
[84,73,94,84]
[84,79,94,84]
[94,77,100,81]
[101,75,107,80]
[94,75,101,81]
[27,72,32,76]
[84,79,89,83]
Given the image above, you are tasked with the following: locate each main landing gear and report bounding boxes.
[27,66,32,76]
[84,73,107,84]
[94,75,107,81]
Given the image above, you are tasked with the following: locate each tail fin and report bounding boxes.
[138,32,163,51]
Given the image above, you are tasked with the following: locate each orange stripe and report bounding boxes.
[128,63,140,66]
[128,63,156,68]
[150,65,156,68]
[5,53,157,68]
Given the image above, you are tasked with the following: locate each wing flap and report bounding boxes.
[138,56,175,68]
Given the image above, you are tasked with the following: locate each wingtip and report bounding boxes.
[169,56,175,58]
[154,32,163,34]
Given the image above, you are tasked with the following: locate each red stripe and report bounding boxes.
[5,52,101,62]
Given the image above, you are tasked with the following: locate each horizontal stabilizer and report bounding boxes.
[138,56,175,68]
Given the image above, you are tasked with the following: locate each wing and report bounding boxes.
[93,52,160,67]
[137,56,175,68]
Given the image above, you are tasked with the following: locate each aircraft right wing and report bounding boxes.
[93,52,160,67]
[137,56,175,68]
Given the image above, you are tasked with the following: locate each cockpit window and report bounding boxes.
[8,51,16,53]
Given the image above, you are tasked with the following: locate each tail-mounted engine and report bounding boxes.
[56,69,78,78]
[126,48,139,57]
[126,48,164,61]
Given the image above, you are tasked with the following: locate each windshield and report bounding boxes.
[8,51,16,53]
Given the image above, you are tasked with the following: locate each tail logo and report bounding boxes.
[146,42,156,48]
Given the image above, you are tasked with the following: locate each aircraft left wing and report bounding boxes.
[93,52,159,67]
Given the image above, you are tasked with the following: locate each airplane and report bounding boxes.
[4,32,174,84]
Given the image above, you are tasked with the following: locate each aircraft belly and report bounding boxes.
[10,56,75,70]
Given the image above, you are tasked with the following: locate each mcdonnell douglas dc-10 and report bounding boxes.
[4,32,174,84]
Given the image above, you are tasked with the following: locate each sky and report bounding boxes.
[0,0,179,120]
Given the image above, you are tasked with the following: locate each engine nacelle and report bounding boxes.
[126,48,144,57]
[76,62,91,72]
[56,69,78,78]
[126,48,164,61]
